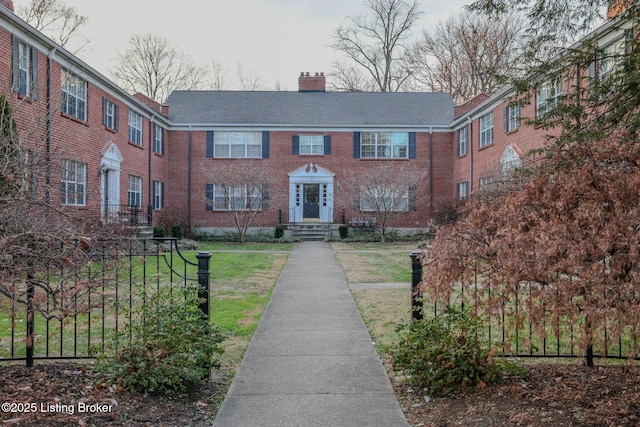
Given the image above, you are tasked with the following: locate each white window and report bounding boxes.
[457,181,468,200]
[103,98,118,130]
[207,184,262,210]
[154,124,164,155]
[128,110,143,145]
[479,176,495,190]
[60,159,86,206]
[361,132,408,159]
[128,175,142,207]
[61,69,87,121]
[214,131,262,158]
[299,135,324,155]
[505,102,520,132]
[153,180,164,210]
[536,78,562,117]
[360,188,409,212]
[600,36,626,86]
[457,127,468,156]
[16,40,30,96]
[479,112,494,148]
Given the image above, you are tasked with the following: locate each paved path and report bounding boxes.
[212,241,409,427]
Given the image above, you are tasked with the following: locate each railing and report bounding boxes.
[410,256,640,364]
[0,238,211,367]
[104,204,150,226]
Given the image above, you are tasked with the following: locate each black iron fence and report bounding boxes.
[0,238,211,367]
[411,255,640,364]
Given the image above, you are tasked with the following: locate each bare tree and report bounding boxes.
[203,161,275,243]
[0,93,128,332]
[208,60,228,90]
[331,0,422,92]
[409,11,524,103]
[341,163,426,241]
[111,33,209,103]
[236,63,266,91]
[17,0,89,54]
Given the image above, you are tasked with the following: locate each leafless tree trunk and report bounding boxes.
[111,33,209,103]
[331,0,422,92]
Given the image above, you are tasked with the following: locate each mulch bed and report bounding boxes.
[398,363,640,426]
[0,362,226,426]
[1,361,639,426]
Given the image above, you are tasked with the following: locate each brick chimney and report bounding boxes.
[0,0,14,11]
[298,72,326,92]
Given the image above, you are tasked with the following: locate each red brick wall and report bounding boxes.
[169,129,451,230]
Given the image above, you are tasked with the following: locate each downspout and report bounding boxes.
[188,125,193,228]
[148,115,155,225]
[428,127,433,207]
[46,48,56,204]
[467,117,473,193]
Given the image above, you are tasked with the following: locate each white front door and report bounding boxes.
[288,163,335,223]
[100,142,123,220]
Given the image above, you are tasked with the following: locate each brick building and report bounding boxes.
[0,1,630,238]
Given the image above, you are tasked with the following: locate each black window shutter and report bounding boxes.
[262,131,270,158]
[292,135,300,155]
[31,47,38,100]
[261,184,269,210]
[11,36,19,94]
[102,97,107,126]
[504,106,509,132]
[408,185,417,211]
[353,132,361,158]
[114,104,120,131]
[408,132,416,158]
[205,184,214,210]
[324,135,331,155]
[206,131,214,158]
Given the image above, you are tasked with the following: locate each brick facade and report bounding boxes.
[0,4,626,234]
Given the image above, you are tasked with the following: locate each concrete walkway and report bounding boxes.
[212,241,409,427]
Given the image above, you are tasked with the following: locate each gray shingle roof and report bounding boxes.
[165,91,453,127]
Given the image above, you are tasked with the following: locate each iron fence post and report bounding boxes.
[410,250,424,322]
[26,273,35,367]
[196,251,212,320]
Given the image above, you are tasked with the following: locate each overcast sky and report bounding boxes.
[14,0,471,90]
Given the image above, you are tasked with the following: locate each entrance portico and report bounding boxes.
[288,163,335,223]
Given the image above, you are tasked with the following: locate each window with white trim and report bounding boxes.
[15,40,31,96]
[214,131,262,158]
[361,132,408,159]
[128,110,143,146]
[536,78,562,117]
[60,159,86,206]
[153,180,164,210]
[479,112,494,148]
[479,176,495,190]
[600,36,626,86]
[457,181,468,200]
[103,98,118,130]
[128,175,142,207]
[206,184,263,210]
[360,188,409,212]
[457,127,468,156]
[505,102,520,132]
[61,69,87,121]
[154,124,164,155]
[299,135,324,155]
